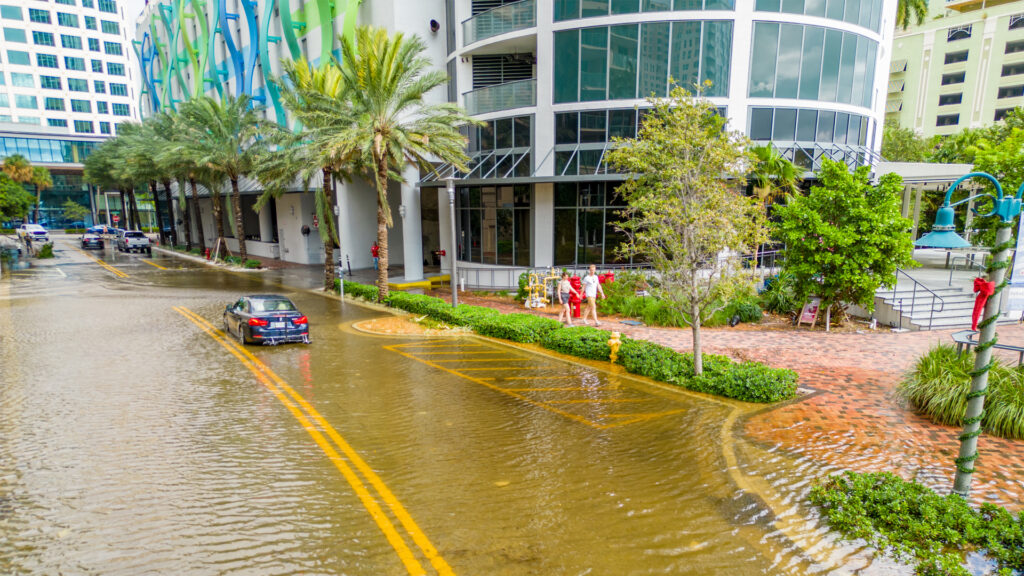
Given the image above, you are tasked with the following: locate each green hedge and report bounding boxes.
[243,259,261,269]
[338,280,798,403]
[1,228,16,234]
[65,228,87,234]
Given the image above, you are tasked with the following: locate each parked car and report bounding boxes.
[223,295,310,345]
[116,230,152,254]
[87,225,115,235]
[80,231,105,249]
[17,224,49,244]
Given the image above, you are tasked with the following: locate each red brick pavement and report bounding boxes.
[430,290,1024,510]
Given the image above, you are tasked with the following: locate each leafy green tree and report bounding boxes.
[930,127,987,164]
[1,154,33,185]
[605,86,766,374]
[30,167,52,224]
[62,199,91,224]
[775,160,915,330]
[0,173,33,222]
[326,27,475,300]
[881,121,932,162]
[896,0,927,29]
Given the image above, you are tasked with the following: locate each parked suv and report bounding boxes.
[17,224,49,244]
[116,230,152,254]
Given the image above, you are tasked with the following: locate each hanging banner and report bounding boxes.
[1005,215,1024,314]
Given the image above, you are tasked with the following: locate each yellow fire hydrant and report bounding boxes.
[608,331,622,364]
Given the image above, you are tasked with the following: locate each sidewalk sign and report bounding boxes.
[797,297,821,327]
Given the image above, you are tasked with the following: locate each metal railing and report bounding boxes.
[462,0,536,46]
[894,268,946,330]
[463,78,536,115]
[948,254,987,286]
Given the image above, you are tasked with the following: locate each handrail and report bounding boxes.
[948,254,986,286]
[895,268,946,330]
[462,0,535,46]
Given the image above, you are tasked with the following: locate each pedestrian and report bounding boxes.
[371,241,380,270]
[581,264,606,326]
[557,272,580,326]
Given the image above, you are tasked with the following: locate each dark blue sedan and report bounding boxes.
[223,295,310,345]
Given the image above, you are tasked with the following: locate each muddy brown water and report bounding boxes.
[0,239,908,575]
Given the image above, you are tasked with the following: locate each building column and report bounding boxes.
[438,186,453,277]
[259,204,274,243]
[910,186,924,241]
[401,167,424,281]
[533,182,554,268]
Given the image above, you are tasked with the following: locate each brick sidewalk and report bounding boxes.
[428,289,1024,510]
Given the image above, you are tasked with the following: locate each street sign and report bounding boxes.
[113,214,120,223]
[312,215,319,228]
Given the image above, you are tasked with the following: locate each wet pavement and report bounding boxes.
[0,237,942,575]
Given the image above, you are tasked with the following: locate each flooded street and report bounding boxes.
[0,238,892,575]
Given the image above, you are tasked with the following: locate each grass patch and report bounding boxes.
[899,345,1024,440]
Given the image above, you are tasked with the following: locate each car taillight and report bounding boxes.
[292,316,308,325]
[248,318,268,327]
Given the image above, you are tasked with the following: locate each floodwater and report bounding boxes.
[0,238,905,575]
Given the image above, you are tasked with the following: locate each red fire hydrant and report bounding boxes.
[204,248,211,260]
[570,275,583,318]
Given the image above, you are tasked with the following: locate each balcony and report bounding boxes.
[464,79,536,115]
[463,0,535,46]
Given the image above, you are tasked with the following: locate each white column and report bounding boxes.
[533,182,554,268]
[438,186,453,276]
[401,167,424,280]
[259,204,274,243]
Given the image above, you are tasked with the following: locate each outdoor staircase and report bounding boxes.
[874,285,1014,331]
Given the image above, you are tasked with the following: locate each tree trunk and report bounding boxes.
[34,189,41,224]
[211,190,225,255]
[374,153,390,302]
[190,178,206,251]
[128,188,141,230]
[162,179,177,247]
[825,305,831,332]
[231,177,247,263]
[691,301,703,375]
[119,190,128,228]
[179,179,193,251]
[322,167,335,292]
[150,181,166,245]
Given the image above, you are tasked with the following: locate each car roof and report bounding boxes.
[246,294,293,300]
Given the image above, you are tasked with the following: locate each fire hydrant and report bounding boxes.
[569,275,583,318]
[204,248,211,260]
[608,331,622,364]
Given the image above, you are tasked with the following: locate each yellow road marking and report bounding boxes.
[432,358,528,363]
[75,247,129,278]
[546,399,645,404]
[393,342,487,349]
[175,307,454,576]
[453,367,531,371]
[415,351,515,355]
[503,387,616,392]
[498,376,580,380]
[141,259,168,270]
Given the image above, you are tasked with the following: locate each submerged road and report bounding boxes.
[0,237,896,575]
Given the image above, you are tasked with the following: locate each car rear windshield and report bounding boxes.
[253,299,296,312]
[125,232,145,238]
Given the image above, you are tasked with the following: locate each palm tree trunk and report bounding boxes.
[119,190,128,228]
[179,179,193,251]
[230,177,247,262]
[34,189,41,224]
[374,154,390,302]
[190,179,206,251]
[211,190,225,255]
[128,188,141,230]
[162,179,177,247]
[322,168,335,292]
[150,181,166,245]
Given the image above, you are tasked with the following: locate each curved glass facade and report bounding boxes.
[754,0,882,33]
[554,0,734,21]
[749,22,877,108]
[0,136,98,164]
[554,20,732,103]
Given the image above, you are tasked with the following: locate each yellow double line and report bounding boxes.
[172,306,454,576]
[76,248,129,278]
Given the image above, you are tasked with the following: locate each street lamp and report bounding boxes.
[446,178,458,308]
[915,171,1023,498]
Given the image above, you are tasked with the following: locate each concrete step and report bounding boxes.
[910,315,1016,330]
[878,287,968,299]
[884,299,976,313]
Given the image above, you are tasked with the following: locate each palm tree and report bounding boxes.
[120,121,169,243]
[175,95,269,262]
[325,26,474,300]
[749,144,800,268]
[31,167,53,224]
[896,0,927,29]
[84,138,130,228]
[2,154,34,221]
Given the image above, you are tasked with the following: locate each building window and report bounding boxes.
[0,94,7,107]
[71,99,91,113]
[61,34,83,49]
[456,185,533,266]
[99,121,111,134]
[941,71,966,85]
[47,118,68,127]
[1010,14,1024,30]
[91,60,103,73]
[3,27,26,43]
[15,95,38,109]
[107,63,124,76]
[1007,40,1024,54]
[56,0,76,5]
[103,41,122,55]
[94,80,105,93]
[32,31,55,46]
[100,20,118,34]
[998,84,1024,98]
[936,113,960,126]
[88,37,99,51]
[84,15,96,30]
[40,76,62,90]
[552,182,631,266]
[96,101,108,114]
[82,0,93,7]
[557,0,737,20]
[68,78,88,92]
[36,54,58,68]
[44,97,64,110]
[938,93,963,106]
[73,120,94,133]
[7,50,30,65]
[28,9,50,24]
[57,12,78,27]
[948,25,972,41]
[1002,62,1024,77]
[65,56,86,71]
[1,5,22,20]
[995,107,1016,121]
[98,0,117,12]
[11,72,33,88]
[112,103,130,116]
[17,117,40,125]
[944,50,969,64]
[109,83,127,96]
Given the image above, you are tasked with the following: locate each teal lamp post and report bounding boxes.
[915,172,1023,497]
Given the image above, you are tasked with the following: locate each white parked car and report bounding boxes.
[17,224,49,244]
[116,230,152,254]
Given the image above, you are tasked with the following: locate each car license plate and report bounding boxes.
[270,322,286,329]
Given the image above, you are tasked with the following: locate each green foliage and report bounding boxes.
[599,273,761,328]
[36,243,54,259]
[472,313,562,343]
[0,228,16,234]
[540,326,612,361]
[516,271,530,302]
[760,274,801,315]
[881,121,932,162]
[895,0,928,29]
[61,199,91,224]
[899,345,1024,440]
[243,259,261,269]
[775,160,915,315]
[0,173,33,222]
[64,228,87,234]
[338,279,380,302]
[810,471,1024,576]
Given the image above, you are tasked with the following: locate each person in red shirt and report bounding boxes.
[371,242,380,270]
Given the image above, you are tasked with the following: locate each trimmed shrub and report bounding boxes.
[64,228,87,234]
[541,326,612,361]
[900,345,1024,440]
[340,279,380,302]
[189,248,203,255]
[617,338,704,383]
[0,228,16,234]
[472,313,562,343]
[435,304,500,327]
[516,271,530,302]
[36,243,54,259]
[243,259,261,269]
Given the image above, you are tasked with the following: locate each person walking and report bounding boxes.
[557,272,580,326]
[371,241,380,270]
[581,264,606,326]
